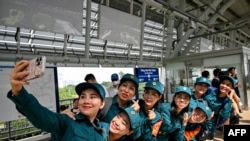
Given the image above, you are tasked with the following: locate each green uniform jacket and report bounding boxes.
[102,95,133,123]
[183,94,209,141]
[138,102,186,141]
[7,88,109,141]
[134,99,162,141]
[203,90,232,132]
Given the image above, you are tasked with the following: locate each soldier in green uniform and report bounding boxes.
[134,80,164,141]
[7,60,109,141]
[204,75,233,139]
[101,73,139,123]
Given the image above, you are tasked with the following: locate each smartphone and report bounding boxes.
[25,56,46,81]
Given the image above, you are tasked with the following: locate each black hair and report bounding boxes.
[142,90,162,110]
[213,68,221,76]
[84,73,96,82]
[227,67,235,72]
[219,71,229,79]
[73,98,78,103]
[60,105,69,111]
[201,70,210,78]
[170,93,190,119]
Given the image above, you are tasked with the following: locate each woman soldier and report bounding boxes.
[185,77,214,140]
[132,80,164,140]
[182,102,213,141]
[158,86,194,141]
[61,73,141,140]
[7,60,109,141]
[100,73,139,123]
[108,101,142,141]
[204,75,234,138]
[192,77,211,101]
[139,85,193,141]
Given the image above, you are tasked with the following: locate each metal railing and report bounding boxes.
[0,98,75,141]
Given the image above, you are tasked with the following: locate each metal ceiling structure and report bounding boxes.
[0,0,249,67]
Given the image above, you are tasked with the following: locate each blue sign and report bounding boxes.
[135,68,159,82]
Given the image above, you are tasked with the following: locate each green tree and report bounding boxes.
[59,85,75,100]
[102,81,112,88]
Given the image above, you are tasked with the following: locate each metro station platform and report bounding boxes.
[212,110,250,141]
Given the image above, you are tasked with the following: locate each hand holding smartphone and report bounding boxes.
[25,56,46,81]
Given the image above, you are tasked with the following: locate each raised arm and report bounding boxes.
[7,60,67,134]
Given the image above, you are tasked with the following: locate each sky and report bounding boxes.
[57,67,134,87]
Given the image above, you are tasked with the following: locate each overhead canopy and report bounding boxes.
[0,0,249,67]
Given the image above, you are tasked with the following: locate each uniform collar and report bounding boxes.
[113,94,133,107]
[191,94,204,101]
[75,113,102,129]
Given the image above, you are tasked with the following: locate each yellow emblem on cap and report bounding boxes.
[131,111,135,115]
[130,75,134,79]
[183,87,187,90]
[153,82,157,85]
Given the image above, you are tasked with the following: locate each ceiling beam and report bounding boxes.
[171,28,195,57]
[211,13,250,28]
[159,0,209,27]
[188,24,250,40]
[183,0,236,55]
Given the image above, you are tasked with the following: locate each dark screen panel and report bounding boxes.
[98,5,141,45]
[0,0,83,35]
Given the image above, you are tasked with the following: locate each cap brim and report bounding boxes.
[175,91,191,96]
[75,83,102,99]
[121,78,138,87]
[144,86,162,95]
[196,82,210,87]
[197,106,210,118]
[118,107,132,127]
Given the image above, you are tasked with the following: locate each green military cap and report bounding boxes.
[175,86,192,96]
[196,102,212,118]
[144,80,164,95]
[75,83,105,100]
[120,73,139,88]
[195,77,211,86]
[120,106,141,131]
[220,75,236,88]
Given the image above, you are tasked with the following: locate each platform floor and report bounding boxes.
[210,110,250,141]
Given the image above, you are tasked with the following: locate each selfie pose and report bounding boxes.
[187,76,214,140]
[134,80,164,141]
[204,75,233,138]
[183,102,212,141]
[62,98,142,141]
[7,60,109,141]
[100,73,139,123]
[108,102,141,141]
[141,86,193,141]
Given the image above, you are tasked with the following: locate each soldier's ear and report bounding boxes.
[100,101,105,109]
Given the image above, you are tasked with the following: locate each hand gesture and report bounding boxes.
[228,89,236,99]
[10,60,30,96]
[207,111,214,120]
[182,112,189,126]
[148,108,156,120]
[131,100,140,112]
[61,109,76,120]
[237,83,242,88]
